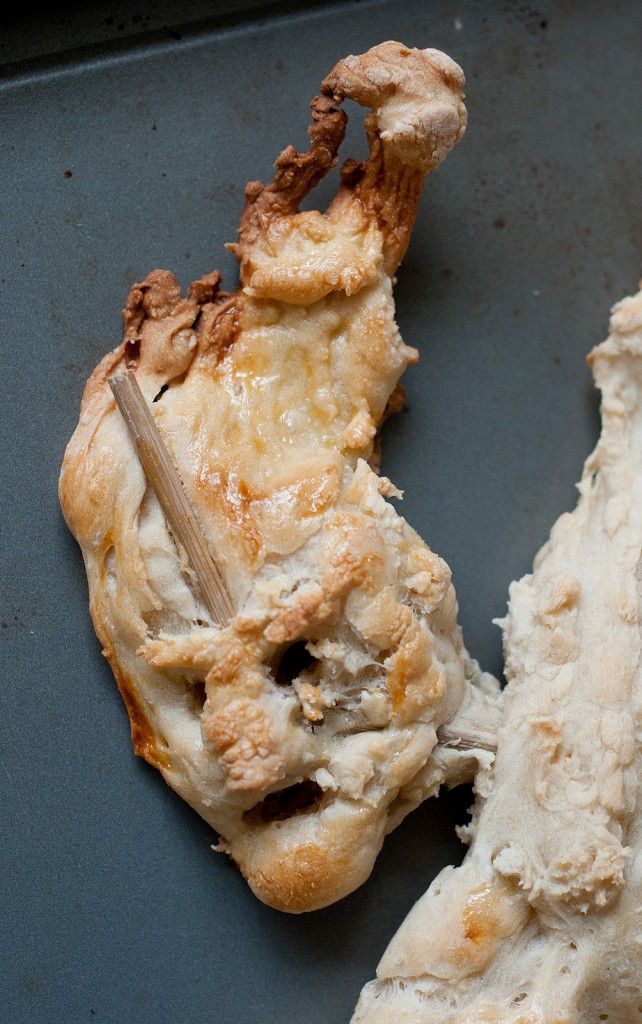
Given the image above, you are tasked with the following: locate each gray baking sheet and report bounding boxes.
[1,1,640,1021]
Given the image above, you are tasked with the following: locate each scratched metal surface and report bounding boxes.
[0,1,640,1021]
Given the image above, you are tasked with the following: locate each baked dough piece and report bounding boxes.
[353,285,642,1021]
[60,42,498,913]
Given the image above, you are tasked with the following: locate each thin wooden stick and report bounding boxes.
[437,723,498,753]
[109,370,235,627]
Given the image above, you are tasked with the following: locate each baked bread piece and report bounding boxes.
[353,285,642,1020]
[60,42,499,913]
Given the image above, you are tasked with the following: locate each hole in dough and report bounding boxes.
[273,641,317,686]
[190,680,206,714]
[104,546,117,595]
[243,779,323,824]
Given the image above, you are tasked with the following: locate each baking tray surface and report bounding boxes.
[1,2,640,1021]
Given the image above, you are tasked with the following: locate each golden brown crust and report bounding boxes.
[105,647,170,773]
[60,42,494,913]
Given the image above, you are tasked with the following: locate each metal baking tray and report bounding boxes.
[1,1,640,1020]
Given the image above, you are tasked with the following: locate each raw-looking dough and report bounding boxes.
[352,284,642,1020]
[60,42,499,913]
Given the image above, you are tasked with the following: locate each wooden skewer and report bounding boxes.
[109,370,499,755]
[437,724,498,753]
[108,371,235,628]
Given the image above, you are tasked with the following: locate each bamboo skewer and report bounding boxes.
[436,723,498,753]
[109,371,235,627]
[109,369,499,755]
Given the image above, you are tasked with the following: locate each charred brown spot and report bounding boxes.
[187,270,222,305]
[191,293,241,362]
[121,269,183,370]
[234,94,347,281]
[339,157,365,189]
[214,303,242,358]
[243,779,323,824]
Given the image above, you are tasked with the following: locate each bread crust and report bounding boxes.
[60,42,496,913]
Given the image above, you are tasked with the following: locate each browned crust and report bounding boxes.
[230,43,465,286]
[78,270,241,413]
[231,94,347,286]
[194,296,243,366]
[332,131,424,275]
[101,643,170,772]
[231,90,422,282]
[122,269,183,364]
[60,42,471,915]
[322,41,466,273]
[239,809,386,913]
